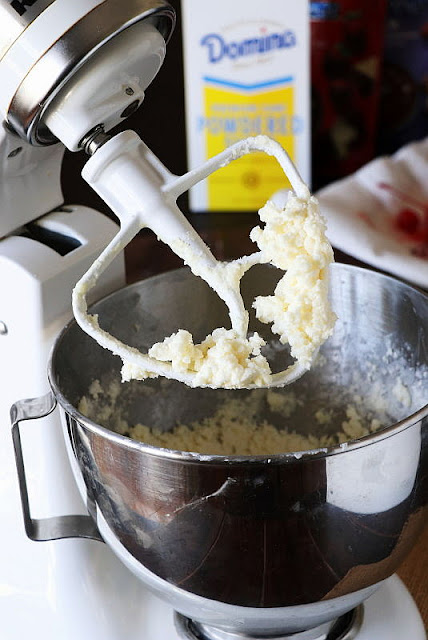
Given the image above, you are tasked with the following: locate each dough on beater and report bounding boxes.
[121,191,336,387]
[122,328,271,388]
[251,193,336,368]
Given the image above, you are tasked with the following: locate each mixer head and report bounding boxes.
[0,0,175,146]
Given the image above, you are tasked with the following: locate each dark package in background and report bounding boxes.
[377,1,428,156]
[310,1,387,190]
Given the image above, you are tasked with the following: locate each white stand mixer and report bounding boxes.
[0,1,425,638]
[0,2,178,638]
[0,126,150,638]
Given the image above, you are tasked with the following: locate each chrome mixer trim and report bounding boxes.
[7,0,175,145]
[339,606,364,640]
[80,124,111,155]
[174,605,363,640]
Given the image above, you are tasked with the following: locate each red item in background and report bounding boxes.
[378,181,428,247]
[310,1,387,190]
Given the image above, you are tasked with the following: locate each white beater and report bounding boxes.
[71,129,331,389]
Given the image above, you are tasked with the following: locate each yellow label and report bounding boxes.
[202,84,295,211]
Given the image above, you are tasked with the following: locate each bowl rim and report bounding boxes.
[48,263,428,465]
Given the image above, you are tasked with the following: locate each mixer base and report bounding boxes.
[167,575,426,640]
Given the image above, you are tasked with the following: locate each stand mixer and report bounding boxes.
[1,1,426,639]
[0,2,174,638]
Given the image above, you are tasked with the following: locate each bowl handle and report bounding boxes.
[10,392,103,543]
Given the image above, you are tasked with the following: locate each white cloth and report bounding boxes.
[316,138,428,289]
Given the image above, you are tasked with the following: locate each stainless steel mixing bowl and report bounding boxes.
[12,264,428,636]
